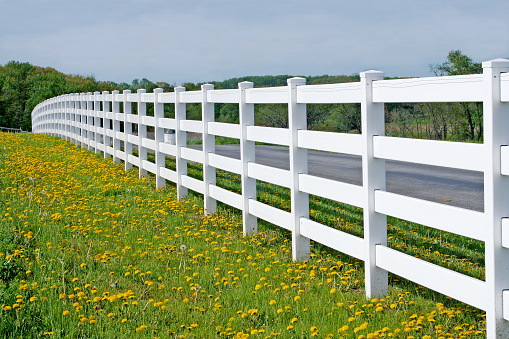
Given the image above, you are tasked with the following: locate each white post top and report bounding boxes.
[123,89,131,94]
[137,88,146,93]
[238,81,253,89]
[201,83,214,90]
[482,58,509,68]
[112,90,119,94]
[287,77,306,85]
[174,86,185,92]
[93,91,100,95]
[102,91,109,95]
[360,70,384,78]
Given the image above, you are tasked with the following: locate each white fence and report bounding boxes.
[32,59,509,338]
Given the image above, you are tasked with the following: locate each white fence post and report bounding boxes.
[288,77,310,261]
[202,84,216,215]
[68,95,72,143]
[58,95,64,139]
[85,93,92,150]
[102,91,111,159]
[55,97,58,137]
[361,70,388,298]
[55,97,59,138]
[79,94,83,145]
[64,94,68,141]
[154,88,165,189]
[83,93,88,147]
[56,98,60,137]
[74,96,77,141]
[61,95,65,139]
[93,92,100,154]
[112,90,121,164]
[483,59,509,338]
[80,93,85,148]
[73,94,79,147]
[174,86,188,200]
[137,89,148,179]
[69,94,73,142]
[123,90,133,171]
[62,96,66,139]
[239,81,257,236]
[50,99,54,136]
[47,102,50,135]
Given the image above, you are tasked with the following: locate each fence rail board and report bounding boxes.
[297,130,362,155]
[300,218,365,260]
[374,190,485,241]
[376,245,487,310]
[373,136,485,171]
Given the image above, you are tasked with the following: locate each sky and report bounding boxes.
[1,0,508,85]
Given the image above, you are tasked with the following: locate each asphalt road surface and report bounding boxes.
[190,144,484,212]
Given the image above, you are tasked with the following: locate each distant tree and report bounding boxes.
[182,82,200,91]
[156,82,172,92]
[0,61,34,129]
[98,81,118,93]
[217,103,239,123]
[430,49,482,76]
[24,72,67,125]
[255,104,288,128]
[131,79,140,90]
[430,50,483,141]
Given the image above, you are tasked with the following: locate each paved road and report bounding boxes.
[190,144,484,212]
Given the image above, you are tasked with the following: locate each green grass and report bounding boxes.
[0,132,486,338]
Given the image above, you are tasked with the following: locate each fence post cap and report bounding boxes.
[287,77,306,85]
[360,70,384,79]
[482,58,509,68]
[238,81,253,89]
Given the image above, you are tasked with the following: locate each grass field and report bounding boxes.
[0,132,486,338]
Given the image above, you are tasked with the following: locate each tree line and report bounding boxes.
[0,50,490,141]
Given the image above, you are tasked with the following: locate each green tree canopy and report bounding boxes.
[430,50,482,76]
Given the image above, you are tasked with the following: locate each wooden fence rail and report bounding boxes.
[32,59,509,338]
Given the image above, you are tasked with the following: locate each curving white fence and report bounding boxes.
[32,59,509,338]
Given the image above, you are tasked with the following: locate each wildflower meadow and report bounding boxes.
[0,132,487,338]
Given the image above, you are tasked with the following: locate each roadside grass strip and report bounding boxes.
[0,132,486,338]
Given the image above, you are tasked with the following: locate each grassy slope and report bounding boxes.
[0,132,485,338]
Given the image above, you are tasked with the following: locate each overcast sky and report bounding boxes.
[1,0,508,85]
